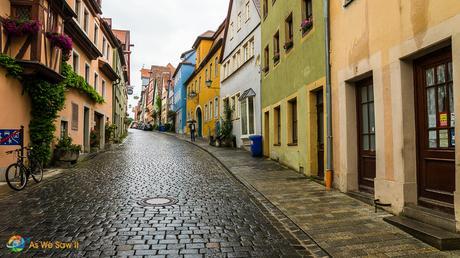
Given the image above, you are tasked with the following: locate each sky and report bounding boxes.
[103,0,229,117]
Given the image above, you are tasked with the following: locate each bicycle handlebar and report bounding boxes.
[4,146,33,154]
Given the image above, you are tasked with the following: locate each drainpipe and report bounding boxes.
[324,0,333,190]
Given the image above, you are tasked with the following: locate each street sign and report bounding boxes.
[127,89,134,95]
[0,129,23,146]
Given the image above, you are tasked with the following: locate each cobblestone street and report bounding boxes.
[0,130,324,257]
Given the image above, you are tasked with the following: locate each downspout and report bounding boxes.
[324,0,333,190]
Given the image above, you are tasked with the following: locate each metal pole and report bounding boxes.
[324,0,333,190]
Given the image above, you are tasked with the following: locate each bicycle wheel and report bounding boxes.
[30,159,44,183]
[6,163,27,191]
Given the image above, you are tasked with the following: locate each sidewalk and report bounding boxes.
[169,133,460,257]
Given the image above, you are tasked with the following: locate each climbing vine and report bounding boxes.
[0,54,23,78]
[61,63,104,104]
[22,79,66,163]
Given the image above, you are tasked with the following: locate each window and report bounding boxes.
[303,0,313,19]
[209,64,212,80]
[285,13,294,51]
[94,73,99,91]
[106,45,110,60]
[263,0,268,19]
[244,44,249,61]
[223,97,230,117]
[273,31,280,64]
[94,25,98,45]
[301,0,313,35]
[230,22,234,39]
[72,51,79,73]
[71,103,79,131]
[102,37,106,57]
[288,98,298,144]
[241,96,255,136]
[214,97,219,118]
[264,45,269,73]
[75,0,81,23]
[60,121,68,139]
[85,64,90,83]
[249,39,254,57]
[198,76,201,92]
[205,104,208,121]
[223,64,227,78]
[83,9,89,33]
[209,101,213,119]
[246,1,250,21]
[274,106,281,145]
[102,80,106,98]
[237,12,242,31]
[215,57,218,77]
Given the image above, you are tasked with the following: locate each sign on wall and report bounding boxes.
[0,129,23,146]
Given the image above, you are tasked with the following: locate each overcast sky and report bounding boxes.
[103,0,229,117]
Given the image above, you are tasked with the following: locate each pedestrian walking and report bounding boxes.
[189,122,196,142]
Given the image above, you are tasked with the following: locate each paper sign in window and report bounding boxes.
[440,112,448,127]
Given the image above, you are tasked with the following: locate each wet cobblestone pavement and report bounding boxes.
[0,130,323,257]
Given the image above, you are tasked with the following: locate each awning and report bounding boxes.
[238,88,256,101]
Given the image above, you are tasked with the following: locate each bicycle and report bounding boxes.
[5,146,44,191]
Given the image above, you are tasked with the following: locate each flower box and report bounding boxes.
[301,18,313,34]
[3,18,41,37]
[46,32,73,60]
[284,40,294,50]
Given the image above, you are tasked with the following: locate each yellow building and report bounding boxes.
[330,0,460,234]
[185,22,225,139]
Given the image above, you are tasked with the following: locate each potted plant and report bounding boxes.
[301,17,313,34]
[54,136,81,163]
[90,129,100,152]
[45,32,73,61]
[105,123,117,149]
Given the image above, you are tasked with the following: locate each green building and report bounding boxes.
[261,0,326,178]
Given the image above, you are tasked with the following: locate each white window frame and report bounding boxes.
[75,0,82,24]
[240,96,255,137]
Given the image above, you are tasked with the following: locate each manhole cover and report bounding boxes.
[138,197,177,207]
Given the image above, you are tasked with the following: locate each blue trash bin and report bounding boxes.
[249,135,263,157]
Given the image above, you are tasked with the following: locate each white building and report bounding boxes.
[220,0,261,148]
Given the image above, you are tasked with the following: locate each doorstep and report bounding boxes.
[384,215,460,250]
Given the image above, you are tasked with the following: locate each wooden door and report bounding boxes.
[316,90,324,179]
[357,78,376,193]
[415,47,455,213]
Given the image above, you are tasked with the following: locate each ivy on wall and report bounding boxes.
[61,63,104,104]
[0,54,23,78]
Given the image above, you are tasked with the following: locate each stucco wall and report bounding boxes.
[0,70,31,180]
[330,0,460,218]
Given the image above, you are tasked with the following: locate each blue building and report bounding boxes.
[173,50,196,134]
